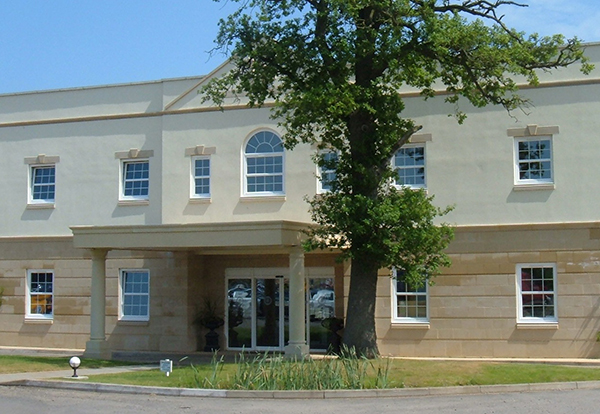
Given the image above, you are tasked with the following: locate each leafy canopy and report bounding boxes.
[204,0,590,280]
[204,0,591,354]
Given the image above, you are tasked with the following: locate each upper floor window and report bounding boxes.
[317,151,338,193]
[514,137,553,185]
[26,270,54,320]
[115,148,154,204]
[119,269,150,322]
[24,154,60,208]
[122,160,149,200]
[393,144,426,189]
[517,264,557,324]
[192,156,211,198]
[392,269,428,323]
[244,130,284,195]
[30,165,56,204]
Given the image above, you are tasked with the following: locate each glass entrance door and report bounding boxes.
[227,276,289,351]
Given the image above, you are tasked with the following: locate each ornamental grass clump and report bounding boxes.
[191,348,392,390]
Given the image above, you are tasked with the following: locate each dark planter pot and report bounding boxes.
[321,317,344,355]
[200,319,224,352]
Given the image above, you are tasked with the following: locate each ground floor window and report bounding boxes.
[120,269,150,321]
[392,269,428,323]
[517,264,557,323]
[26,270,53,319]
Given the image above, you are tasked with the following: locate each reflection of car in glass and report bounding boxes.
[228,286,252,318]
[257,289,289,318]
[309,289,335,320]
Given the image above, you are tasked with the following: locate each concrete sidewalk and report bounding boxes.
[0,365,155,384]
[2,346,600,399]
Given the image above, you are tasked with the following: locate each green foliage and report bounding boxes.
[191,352,225,388]
[82,357,600,391]
[0,286,4,309]
[204,0,592,354]
[189,350,392,390]
[205,0,591,144]
[305,186,453,287]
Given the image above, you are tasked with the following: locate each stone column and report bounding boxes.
[84,249,111,359]
[284,246,309,359]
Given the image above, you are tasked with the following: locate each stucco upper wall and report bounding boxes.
[0,77,203,124]
[3,45,600,237]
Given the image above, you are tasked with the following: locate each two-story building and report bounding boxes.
[2,44,600,359]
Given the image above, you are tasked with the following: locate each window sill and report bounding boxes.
[516,322,558,330]
[117,319,149,326]
[189,197,211,204]
[393,185,428,194]
[24,317,53,324]
[240,195,286,203]
[118,199,150,207]
[390,322,430,329]
[26,202,55,210]
[513,183,555,191]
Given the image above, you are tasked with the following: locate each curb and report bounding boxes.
[5,379,600,399]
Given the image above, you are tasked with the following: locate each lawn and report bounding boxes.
[0,355,133,374]
[5,354,600,390]
[80,356,600,390]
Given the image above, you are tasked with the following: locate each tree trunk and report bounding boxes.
[342,257,380,357]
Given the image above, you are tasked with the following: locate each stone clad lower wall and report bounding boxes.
[0,236,342,353]
[0,237,90,349]
[3,222,600,358]
[0,237,197,352]
[374,223,600,358]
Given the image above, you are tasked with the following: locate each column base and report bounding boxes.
[284,341,310,360]
[84,339,112,360]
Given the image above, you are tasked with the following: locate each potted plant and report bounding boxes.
[321,317,344,355]
[195,296,225,352]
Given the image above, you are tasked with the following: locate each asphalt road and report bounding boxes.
[1,385,600,414]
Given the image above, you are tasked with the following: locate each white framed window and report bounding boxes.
[119,269,150,321]
[392,269,428,323]
[393,144,426,189]
[243,130,285,195]
[514,137,553,185]
[191,155,211,198]
[517,264,557,323]
[26,270,54,320]
[317,151,338,193]
[121,160,150,201]
[29,164,56,204]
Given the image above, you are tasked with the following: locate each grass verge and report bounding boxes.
[81,357,600,390]
[0,355,134,374]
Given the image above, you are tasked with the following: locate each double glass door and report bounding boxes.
[226,273,336,351]
[227,277,289,350]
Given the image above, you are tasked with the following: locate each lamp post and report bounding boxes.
[69,356,81,378]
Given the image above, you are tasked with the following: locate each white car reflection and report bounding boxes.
[309,289,335,320]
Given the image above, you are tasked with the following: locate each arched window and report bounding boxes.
[244,130,285,195]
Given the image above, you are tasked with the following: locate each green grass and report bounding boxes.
[6,354,600,390]
[0,355,134,374]
[81,357,600,390]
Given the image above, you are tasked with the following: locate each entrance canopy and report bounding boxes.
[71,220,310,253]
[70,220,312,359]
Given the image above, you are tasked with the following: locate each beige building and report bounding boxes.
[2,45,600,359]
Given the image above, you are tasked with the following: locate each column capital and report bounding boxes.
[90,248,109,260]
[289,245,305,259]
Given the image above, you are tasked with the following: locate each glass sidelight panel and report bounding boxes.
[308,278,335,350]
[256,278,281,348]
[227,278,252,348]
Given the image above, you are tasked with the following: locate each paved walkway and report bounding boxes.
[2,346,600,399]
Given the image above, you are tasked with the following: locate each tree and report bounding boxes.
[203,0,592,356]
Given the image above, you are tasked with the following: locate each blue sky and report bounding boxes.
[1,0,598,94]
